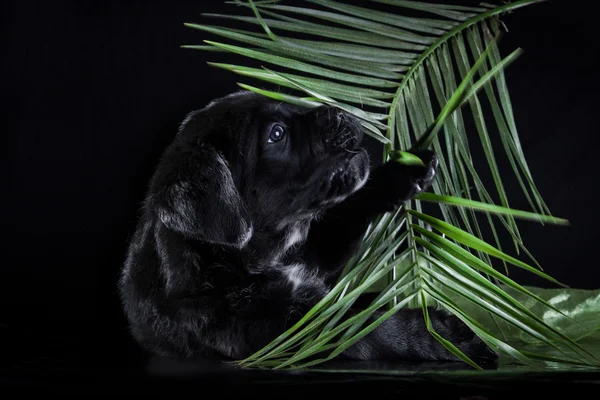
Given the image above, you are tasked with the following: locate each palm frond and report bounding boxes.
[183,0,600,369]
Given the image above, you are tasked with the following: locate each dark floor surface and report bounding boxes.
[2,323,598,398]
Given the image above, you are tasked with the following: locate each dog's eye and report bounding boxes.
[267,125,286,143]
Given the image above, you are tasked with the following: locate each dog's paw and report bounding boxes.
[433,312,498,363]
[406,150,438,194]
[371,150,439,212]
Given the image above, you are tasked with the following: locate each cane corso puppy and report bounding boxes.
[119,90,496,362]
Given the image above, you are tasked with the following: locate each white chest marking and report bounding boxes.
[280,263,328,296]
[284,264,306,291]
[284,226,305,251]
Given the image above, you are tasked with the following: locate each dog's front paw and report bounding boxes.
[407,150,438,194]
[371,150,439,212]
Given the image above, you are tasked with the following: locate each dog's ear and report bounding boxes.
[150,138,253,248]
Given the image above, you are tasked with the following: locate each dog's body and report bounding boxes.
[119,91,495,362]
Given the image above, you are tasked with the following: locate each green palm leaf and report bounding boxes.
[183,0,600,369]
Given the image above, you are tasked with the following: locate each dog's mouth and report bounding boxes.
[319,149,370,204]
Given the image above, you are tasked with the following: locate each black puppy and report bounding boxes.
[119,91,495,362]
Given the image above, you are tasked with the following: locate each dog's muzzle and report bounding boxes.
[317,108,363,151]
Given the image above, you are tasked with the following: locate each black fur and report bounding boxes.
[119,91,496,362]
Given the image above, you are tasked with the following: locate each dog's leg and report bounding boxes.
[304,150,438,274]
[135,264,494,363]
[337,307,497,362]
[136,267,327,361]
[176,283,492,363]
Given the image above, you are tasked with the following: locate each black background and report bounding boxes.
[2,0,599,378]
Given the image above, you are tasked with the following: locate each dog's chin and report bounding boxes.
[321,148,370,205]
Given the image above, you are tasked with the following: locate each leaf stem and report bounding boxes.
[386,0,546,150]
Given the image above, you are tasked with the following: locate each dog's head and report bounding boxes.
[150,91,370,248]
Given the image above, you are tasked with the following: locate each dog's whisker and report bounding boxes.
[331,127,350,141]
[338,134,357,149]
